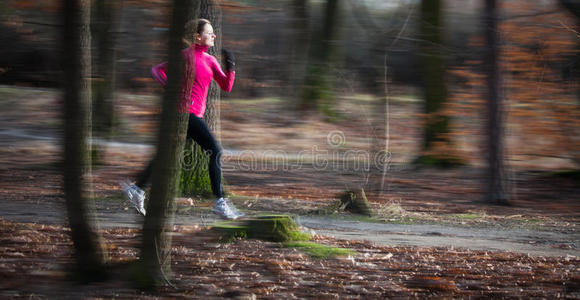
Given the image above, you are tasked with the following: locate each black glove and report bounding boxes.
[221,49,236,72]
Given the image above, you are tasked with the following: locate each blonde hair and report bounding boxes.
[183,18,211,47]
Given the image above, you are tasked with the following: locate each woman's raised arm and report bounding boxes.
[151,62,168,87]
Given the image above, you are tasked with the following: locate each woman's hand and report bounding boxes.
[221,49,235,72]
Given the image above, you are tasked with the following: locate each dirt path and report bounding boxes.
[297,216,579,257]
[1,194,578,258]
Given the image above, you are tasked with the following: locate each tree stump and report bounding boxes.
[339,189,373,217]
[211,214,310,242]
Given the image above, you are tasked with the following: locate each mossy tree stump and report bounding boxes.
[339,189,372,217]
[314,189,374,216]
[211,214,311,243]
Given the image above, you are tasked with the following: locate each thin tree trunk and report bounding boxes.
[201,0,222,132]
[559,0,579,105]
[140,0,198,288]
[420,0,448,149]
[484,0,510,205]
[416,0,456,166]
[288,0,310,100]
[559,0,580,164]
[299,0,340,114]
[61,0,106,280]
[91,0,118,165]
[321,0,339,57]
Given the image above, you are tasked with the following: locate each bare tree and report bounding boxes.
[200,0,222,131]
[559,0,579,102]
[415,0,461,167]
[91,0,119,164]
[139,0,199,288]
[483,0,510,205]
[61,0,106,280]
[288,0,310,99]
[299,0,340,115]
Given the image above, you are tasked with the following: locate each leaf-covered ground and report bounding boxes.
[1,219,579,299]
[1,86,579,298]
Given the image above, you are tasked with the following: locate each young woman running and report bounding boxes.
[122,18,243,220]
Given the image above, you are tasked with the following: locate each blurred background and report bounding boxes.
[0,0,578,211]
[1,1,579,296]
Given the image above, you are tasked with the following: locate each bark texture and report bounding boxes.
[484,0,510,205]
[139,0,199,288]
[61,0,107,281]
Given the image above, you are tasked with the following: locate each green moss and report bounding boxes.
[247,215,309,242]
[211,221,248,243]
[283,241,356,259]
[285,230,312,242]
[211,214,311,243]
[413,154,466,169]
[339,189,372,216]
[179,139,213,197]
[299,64,337,118]
[315,190,374,216]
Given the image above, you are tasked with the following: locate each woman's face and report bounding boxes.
[195,24,216,47]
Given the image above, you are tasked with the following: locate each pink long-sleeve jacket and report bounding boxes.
[151,44,235,117]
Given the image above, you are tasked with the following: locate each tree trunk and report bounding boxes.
[91,0,118,165]
[559,0,580,165]
[179,0,221,198]
[200,0,221,131]
[559,0,580,104]
[483,0,510,205]
[420,0,448,149]
[140,0,198,288]
[61,0,106,281]
[299,0,340,116]
[415,0,460,167]
[288,0,310,100]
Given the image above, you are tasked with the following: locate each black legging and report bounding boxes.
[135,114,223,198]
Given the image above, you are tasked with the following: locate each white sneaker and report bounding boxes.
[212,197,240,220]
[223,198,245,218]
[120,180,146,216]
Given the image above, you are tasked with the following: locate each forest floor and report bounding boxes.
[1,85,579,298]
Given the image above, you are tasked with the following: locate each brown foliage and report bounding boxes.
[448,0,579,164]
